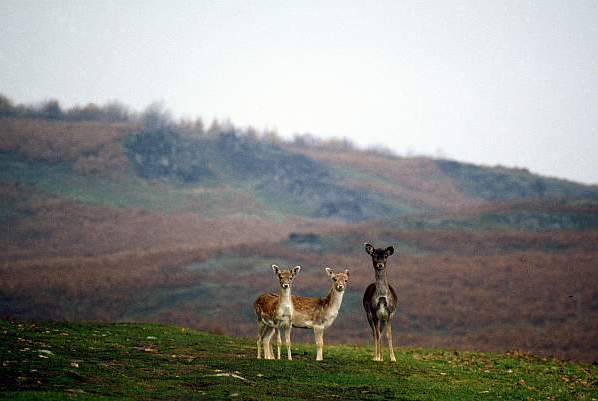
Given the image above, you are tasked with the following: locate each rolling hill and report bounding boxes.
[1,115,597,362]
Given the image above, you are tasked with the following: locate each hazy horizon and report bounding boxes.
[2,0,597,184]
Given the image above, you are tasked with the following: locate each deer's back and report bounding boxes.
[254,292,279,320]
[292,294,325,313]
[266,294,334,328]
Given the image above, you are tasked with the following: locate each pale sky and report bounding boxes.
[2,1,597,184]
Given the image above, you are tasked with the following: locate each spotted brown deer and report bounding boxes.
[363,243,398,362]
[254,264,300,360]
[272,267,349,360]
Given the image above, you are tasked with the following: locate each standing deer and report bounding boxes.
[363,243,398,362]
[254,264,300,360]
[272,267,350,360]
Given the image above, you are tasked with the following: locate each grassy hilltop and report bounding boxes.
[1,319,596,401]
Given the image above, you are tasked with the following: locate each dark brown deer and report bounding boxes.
[254,264,300,360]
[363,243,397,362]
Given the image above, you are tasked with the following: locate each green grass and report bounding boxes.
[1,320,596,401]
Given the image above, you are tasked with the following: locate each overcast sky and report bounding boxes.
[2,1,597,184]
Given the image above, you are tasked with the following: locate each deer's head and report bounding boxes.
[325,267,350,292]
[364,243,395,271]
[272,264,300,289]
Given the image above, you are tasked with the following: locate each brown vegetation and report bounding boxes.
[1,117,597,362]
[0,118,135,176]
[288,145,482,211]
[4,215,595,361]
[0,246,209,321]
[0,185,341,262]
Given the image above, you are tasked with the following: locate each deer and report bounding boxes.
[363,243,398,362]
[271,267,350,361]
[254,264,300,360]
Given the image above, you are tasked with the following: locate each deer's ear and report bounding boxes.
[291,266,301,276]
[364,243,374,255]
[385,246,395,256]
[325,267,334,278]
[344,269,350,276]
[272,264,280,274]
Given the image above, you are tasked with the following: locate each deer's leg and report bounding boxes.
[371,323,379,361]
[314,327,324,361]
[367,314,378,361]
[386,322,396,362]
[378,318,388,362]
[263,326,275,359]
[259,321,272,359]
[374,320,383,362]
[285,326,293,361]
[268,328,274,358]
[274,328,282,359]
[257,322,266,359]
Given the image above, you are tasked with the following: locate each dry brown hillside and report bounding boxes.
[1,117,597,361]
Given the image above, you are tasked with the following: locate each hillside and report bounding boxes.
[2,118,597,223]
[1,116,598,362]
[1,320,596,401]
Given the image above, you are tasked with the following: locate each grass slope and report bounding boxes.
[1,320,596,401]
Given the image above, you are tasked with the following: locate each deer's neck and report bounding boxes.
[279,287,292,304]
[316,285,344,327]
[374,269,389,290]
[324,286,345,314]
[276,286,293,327]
